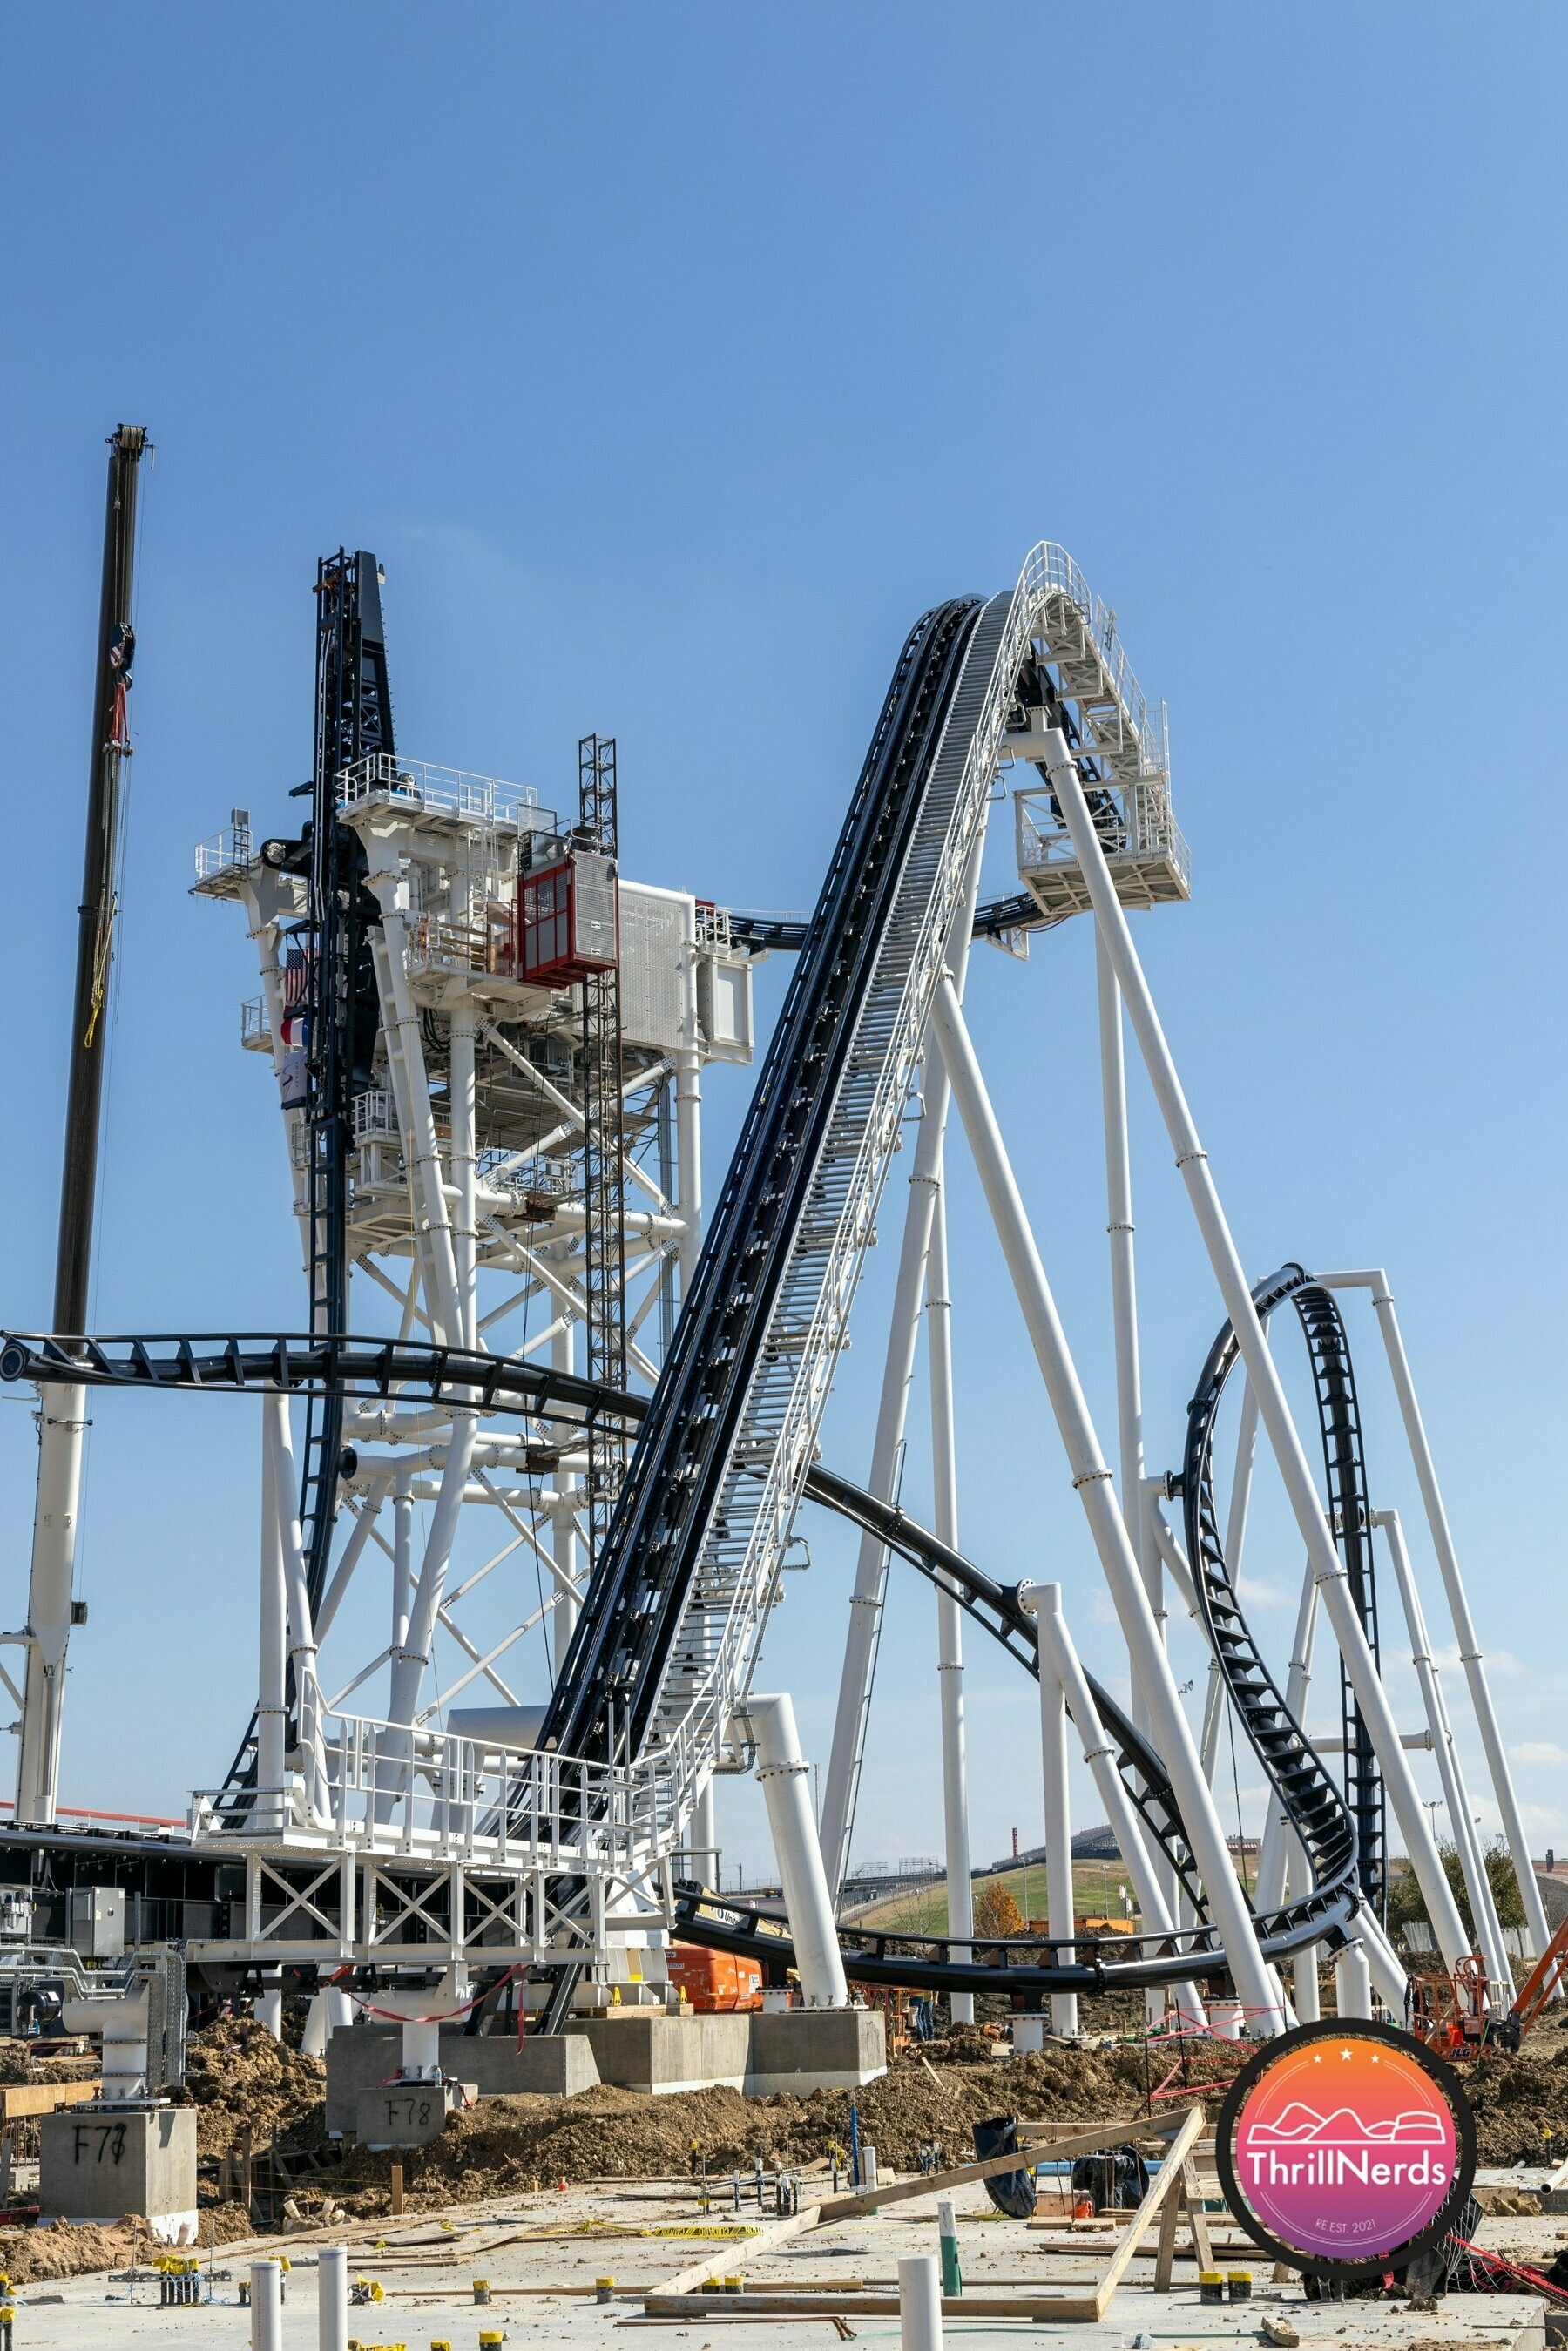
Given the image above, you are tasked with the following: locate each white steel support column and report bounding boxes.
[747,1694,848,2008]
[930,978,1282,2031]
[926,1186,974,2023]
[1375,1507,1511,1996]
[1024,1584,1207,2031]
[691,1773,719,1888]
[1044,735,1470,1976]
[1095,929,1156,1675]
[257,1410,287,1829]
[392,1463,414,1659]
[676,938,703,1296]
[1320,1271,1551,1967]
[449,1000,479,1352]
[820,832,986,1897]
[263,1395,329,1823]
[14,1384,87,1827]
[550,1268,581,1678]
[1034,1610,1078,2037]
[1254,1561,1317,1915]
[368,924,461,1345]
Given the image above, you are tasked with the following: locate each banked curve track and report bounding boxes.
[0,1322,1366,1992]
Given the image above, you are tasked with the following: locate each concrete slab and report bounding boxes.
[39,2103,196,2233]
[325,2024,598,2131]
[565,2007,887,2095]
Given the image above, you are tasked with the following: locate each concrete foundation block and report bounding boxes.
[565,2012,753,2093]
[326,2025,599,2134]
[356,2078,474,2148]
[745,2007,886,2093]
[40,2103,197,2227]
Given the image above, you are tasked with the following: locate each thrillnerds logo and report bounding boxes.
[1231,2031,1457,2260]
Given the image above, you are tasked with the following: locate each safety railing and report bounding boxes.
[1020,543,1169,780]
[193,1706,706,1870]
[1016,779,1190,893]
[404,910,518,981]
[240,996,272,1051]
[351,1089,400,1147]
[193,825,255,883]
[337,753,544,833]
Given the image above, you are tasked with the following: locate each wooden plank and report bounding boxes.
[646,2293,1100,2321]
[0,2079,100,2120]
[652,2206,821,2300]
[816,2115,1186,2225]
[1180,2159,1213,2271]
[1152,2170,1182,2293]
[1089,2106,1204,2321]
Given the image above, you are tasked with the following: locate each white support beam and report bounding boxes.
[930,976,1281,2030]
[1044,731,1470,1976]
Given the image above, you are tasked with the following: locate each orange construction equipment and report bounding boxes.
[666,1943,764,2012]
[1502,1913,1568,2047]
[1410,1953,1488,2057]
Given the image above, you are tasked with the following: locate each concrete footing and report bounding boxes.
[357,2077,476,2148]
[326,2027,600,2134]
[326,2007,884,2125]
[40,2103,197,2233]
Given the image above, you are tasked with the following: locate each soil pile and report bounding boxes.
[1463,2037,1568,2165]
[181,2018,328,2159]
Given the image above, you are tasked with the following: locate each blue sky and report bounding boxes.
[1,6,1563,1879]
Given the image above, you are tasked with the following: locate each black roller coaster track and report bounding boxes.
[0,1324,1364,1992]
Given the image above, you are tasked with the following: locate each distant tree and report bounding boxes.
[973,1881,1024,1938]
[1385,1839,1525,1940]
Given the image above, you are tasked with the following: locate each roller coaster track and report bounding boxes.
[0,1324,1363,1990]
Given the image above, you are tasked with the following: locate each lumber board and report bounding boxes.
[646,2293,1100,2320]
[815,2113,1186,2224]
[0,2079,100,2119]
[652,2206,821,2298]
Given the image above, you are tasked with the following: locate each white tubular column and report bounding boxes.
[930,979,1281,2030]
[691,1773,719,1887]
[14,1383,88,1826]
[747,1694,848,2008]
[257,1409,287,1828]
[676,929,703,1295]
[927,1187,974,2023]
[251,2261,283,2351]
[392,1462,414,1658]
[449,999,479,1351]
[549,1260,582,1677]
[1045,737,1470,1976]
[1024,1584,1207,2031]
[820,832,986,1895]
[1034,1609,1078,2037]
[369,924,461,1344]
[1375,1507,1511,1996]
[319,2246,348,2351]
[1094,929,1156,1666]
[1254,1561,1317,1915]
[263,1395,330,1823]
[1321,1271,1551,1967]
[1335,1940,1374,2021]
[387,1402,478,1728]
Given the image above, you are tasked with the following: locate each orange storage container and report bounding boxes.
[666,1943,764,2012]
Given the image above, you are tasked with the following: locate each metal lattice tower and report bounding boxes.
[577,733,628,1595]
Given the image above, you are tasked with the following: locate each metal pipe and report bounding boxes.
[1335,1940,1373,2021]
[252,2261,283,2351]
[449,1003,478,1351]
[318,2246,348,2351]
[930,976,1281,2030]
[1094,929,1155,1674]
[258,1410,287,1827]
[897,2254,943,2351]
[747,1694,848,2007]
[820,829,986,1896]
[1044,733,1470,1974]
[387,1409,478,1729]
[1317,1269,1551,1967]
[1254,1561,1317,1915]
[926,1186,973,2023]
[1032,1598,1078,2037]
[551,1245,581,1679]
[1375,1507,1511,1997]
[1024,1584,1206,2030]
[676,924,704,1293]
[264,1395,329,1822]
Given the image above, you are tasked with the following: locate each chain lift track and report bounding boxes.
[0,1328,1367,1991]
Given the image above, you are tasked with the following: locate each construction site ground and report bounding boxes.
[0,2003,1564,2343]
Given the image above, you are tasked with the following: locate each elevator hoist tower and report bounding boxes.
[188,553,755,2005]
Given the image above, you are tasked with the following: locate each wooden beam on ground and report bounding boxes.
[646,2294,1101,2321]
[816,2114,1187,2226]
[652,2206,821,2299]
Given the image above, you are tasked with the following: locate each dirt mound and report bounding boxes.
[181,2017,328,2158]
[322,2035,1238,2213]
[1463,2038,1568,2165]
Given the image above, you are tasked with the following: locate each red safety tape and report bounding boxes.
[1445,2232,1568,2307]
[348,1963,522,2027]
